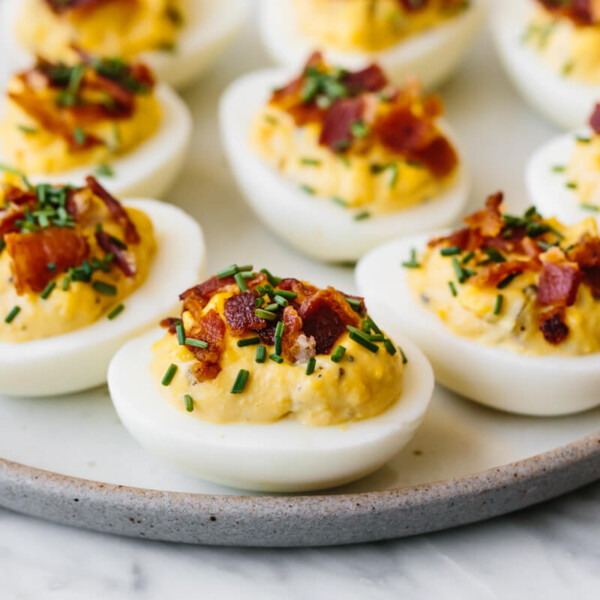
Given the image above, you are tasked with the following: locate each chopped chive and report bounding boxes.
[217,264,238,278]
[345,297,362,312]
[331,345,346,363]
[255,297,264,308]
[369,334,385,342]
[185,337,209,349]
[497,272,520,289]
[274,289,297,300]
[452,257,466,283]
[349,331,379,353]
[440,246,461,256]
[107,304,125,320]
[263,303,279,312]
[231,369,250,394]
[365,316,381,334]
[73,128,87,146]
[566,182,578,189]
[94,163,114,178]
[402,248,421,269]
[305,357,316,375]
[354,211,371,221]
[399,347,408,364]
[260,268,281,286]
[47,262,56,271]
[184,394,194,412]
[493,294,504,315]
[255,345,267,363]
[300,157,322,166]
[383,339,397,356]
[484,248,506,263]
[0,239,5,255]
[581,203,600,212]
[175,320,185,345]
[552,165,566,173]
[275,320,285,339]
[17,124,37,135]
[388,163,399,188]
[161,363,178,386]
[269,353,284,364]
[92,280,117,296]
[4,305,20,324]
[40,281,56,300]
[331,196,349,208]
[255,308,277,320]
[448,281,457,297]
[274,294,289,307]
[300,184,316,195]
[234,272,248,293]
[0,163,32,190]
[576,135,592,143]
[237,337,261,347]
[62,276,70,291]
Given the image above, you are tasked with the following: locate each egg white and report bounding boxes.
[0,199,206,398]
[356,233,600,416]
[491,0,600,130]
[0,83,192,200]
[526,129,599,224]
[258,0,485,90]
[108,327,433,492]
[219,69,470,263]
[0,0,250,90]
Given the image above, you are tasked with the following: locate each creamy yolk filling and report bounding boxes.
[408,195,600,356]
[16,0,183,62]
[566,131,600,207]
[151,272,404,426]
[0,178,156,343]
[0,58,161,175]
[252,55,458,216]
[525,5,600,83]
[292,0,469,52]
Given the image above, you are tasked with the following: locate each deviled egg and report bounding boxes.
[109,265,434,492]
[0,55,192,199]
[0,174,205,397]
[220,53,469,263]
[259,0,484,89]
[1,0,250,89]
[527,103,600,224]
[357,192,600,416]
[492,0,600,129]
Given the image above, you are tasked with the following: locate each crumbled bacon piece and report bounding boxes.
[5,228,89,294]
[471,261,530,289]
[590,104,600,135]
[224,291,268,335]
[280,306,316,364]
[464,192,505,237]
[186,309,226,383]
[341,64,388,96]
[540,309,570,345]
[85,176,139,244]
[160,317,179,334]
[44,0,110,14]
[566,233,600,295]
[535,0,596,25]
[537,262,582,306]
[320,97,365,151]
[95,229,135,277]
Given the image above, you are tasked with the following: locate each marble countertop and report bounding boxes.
[2,482,600,599]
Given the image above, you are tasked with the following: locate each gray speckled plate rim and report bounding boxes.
[1,431,599,547]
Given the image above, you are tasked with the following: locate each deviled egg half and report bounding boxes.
[0,55,192,199]
[357,192,600,416]
[1,0,250,89]
[492,0,600,129]
[0,175,205,397]
[259,0,484,90]
[527,103,600,224]
[220,53,469,263]
[109,265,434,492]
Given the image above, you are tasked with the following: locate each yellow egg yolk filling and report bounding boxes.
[151,282,404,427]
[16,0,183,63]
[292,0,469,52]
[566,134,600,207]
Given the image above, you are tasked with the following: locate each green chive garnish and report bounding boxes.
[94,163,114,178]
[452,257,466,283]
[231,369,250,394]
[331,345,346,363]
[92,281,117,296]
[255,345,267,363]
[73,128,87,146]
[345,297,362,313]
[274,294,289,307]
[581,203,600,212]
[47,262,56,271]
[255,297,264,308]
[184,394,194,412]
[301,184,316,195]
[275,321,285,338]
[354,211,371,221]
[493,294,503,315]
[260,268,281,286]
[448,281,457,297]
[331,196,349,208]
[185,337,209,349]
[237,337,261,347]
[107,304,124,320]
[234,272,248,293]
[161,363,178,386]
[17,124,37,135]
[440,246,461,256]
[399,347,408,364]
[4,305,20,324]
[462,252,475,264]
[306,357,316,375]
[300,157,322,166]
[255,308,277,320]
[269,353,284,364]
[175,320,185,345]
[349,331,379,353]
[402,248,421,269]
[566,182,578,189]
[383,339,397,356]
[217,264,238,278]
[264,303,279,312]
[497,272,520,289]
[275,290,297,300]
[40,281,56,300]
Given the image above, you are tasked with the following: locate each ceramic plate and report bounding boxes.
[0,1,599,547]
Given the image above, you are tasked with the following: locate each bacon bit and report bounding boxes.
[464,192,505,237]
[85,176,139,244]
[341,64,388,96]
[537,262,582,306]
[95,229,135,277]
[298,287,360,354]
[186,310,226,383]
[44,0,110,14]
[0,207,26,237]
[277,278,318,304]
[589,103,600,135]
[5,228,89,294]
[423,95,444,119]
[535,0,596,25]
[224,291,267,335]
[180,276,236,321]
[3,187,36,206]
[471,260,531,289]
[281,306,316,364]
[540,309,570,345]
[566,233,600,295]
[428,227,484,252]
[159,317,179,334]
[320,97,365,151]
